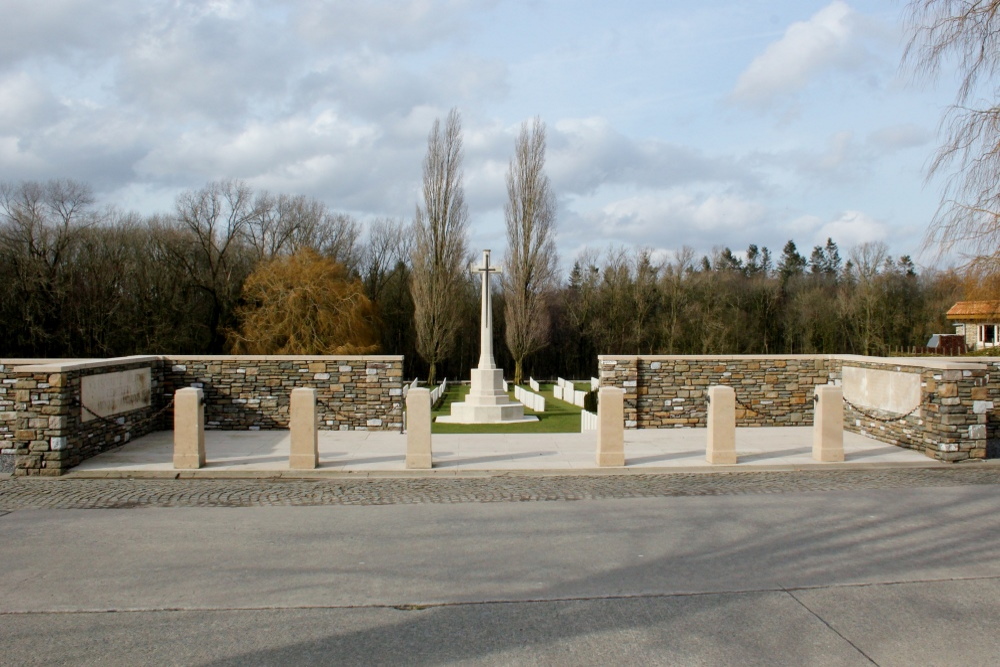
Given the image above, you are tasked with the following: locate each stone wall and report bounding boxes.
[598,355,840,429]
[3,354,404,476]
[597,354,999,463]
[1,364,18,448]
[2,360,89,473]
[162,356,404,431]
[8,357,166,476]
[1,363,21,472]
[842,357,999,462]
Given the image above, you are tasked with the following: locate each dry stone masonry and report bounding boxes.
[6,356,166,476]
[598,355,837,429]
[598,354,999,463]
[3,351,998,473]
[2,354,403,476]
[163,356,403,431]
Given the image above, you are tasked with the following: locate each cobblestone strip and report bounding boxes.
[1,468,1000,509]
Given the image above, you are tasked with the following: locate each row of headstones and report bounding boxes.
[527,377,598,392]
[429,378,448,405]
[553,378,587,406]
[553,378,602,405]
[513,384,546,412]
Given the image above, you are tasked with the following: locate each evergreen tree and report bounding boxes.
[777,240,807,282]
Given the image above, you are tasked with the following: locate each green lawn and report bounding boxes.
[431,383,583,433]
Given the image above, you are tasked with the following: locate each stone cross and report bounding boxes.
[472,249,502,370]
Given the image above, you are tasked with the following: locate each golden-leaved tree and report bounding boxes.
[229,248,379,354]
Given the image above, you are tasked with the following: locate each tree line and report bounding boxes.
[0,111,962,381]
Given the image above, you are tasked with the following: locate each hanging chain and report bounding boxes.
[719,383,801,418]
[842,396,922,423]
[79,395,176,430]
[731,392,763,415]
[671,383,921,423]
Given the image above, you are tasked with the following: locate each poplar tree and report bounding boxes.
[410,109,470,385]
[502,118,558,385]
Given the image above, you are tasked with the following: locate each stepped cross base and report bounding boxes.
[436,368,538,424]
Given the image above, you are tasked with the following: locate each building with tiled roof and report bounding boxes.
[946,301,1000,349]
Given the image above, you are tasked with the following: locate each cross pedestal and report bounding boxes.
[437,249,537,424]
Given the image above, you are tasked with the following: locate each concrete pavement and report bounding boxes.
[2,484,1000,664]
[67,426,935,476]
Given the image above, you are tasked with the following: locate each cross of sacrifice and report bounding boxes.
[472,249,502,369]
[473,249,501,326]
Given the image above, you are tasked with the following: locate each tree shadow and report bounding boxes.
[174,485,1000,665]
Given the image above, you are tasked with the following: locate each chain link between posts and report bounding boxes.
[842,396,922,423]
[78,395,176,430]
[703,384,923,423]
[720,384,802,419]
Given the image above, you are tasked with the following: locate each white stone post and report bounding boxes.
[813,385,845,462]
[406,388,432,469]
[173,387,205,469]
[706,385,737,464]
[289,388,319,470]
[597,387,625,467]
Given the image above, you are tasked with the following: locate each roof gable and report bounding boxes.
[946,300,1000,320]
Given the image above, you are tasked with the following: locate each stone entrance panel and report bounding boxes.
[842,366,920,414]
[81,368,151,422]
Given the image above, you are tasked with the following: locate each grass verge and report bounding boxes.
[431,383,582,434]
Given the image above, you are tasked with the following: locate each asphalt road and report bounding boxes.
[2,477,1000,665]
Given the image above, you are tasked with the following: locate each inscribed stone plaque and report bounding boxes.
[81,369,152,422]
[842,366,920,414]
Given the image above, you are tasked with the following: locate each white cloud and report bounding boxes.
[867,124,933,152]
[810,210,887,248]
[731,1,864,107]
[115,4,297,121]
[0,0,937,267]
[0,0,137,68]
[294,0,491,54]
[0,72,64,128]
[563,190,768,251]
[548,117,760,196]
[749,130,871,186]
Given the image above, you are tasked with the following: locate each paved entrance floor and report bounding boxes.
[69,426,937,476]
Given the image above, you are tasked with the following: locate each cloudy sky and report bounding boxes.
[0,0,959,267]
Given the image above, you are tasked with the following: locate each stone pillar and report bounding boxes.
[173,387,205,469]
[406,388,432,469]
[706,385,737,464]
[289,387,319,469]
[813,385,844,462]
[597,387,625,467]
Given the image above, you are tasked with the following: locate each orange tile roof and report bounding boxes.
[946,300,1000,320]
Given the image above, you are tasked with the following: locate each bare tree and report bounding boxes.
[242,192,361,271]
[660,246,695,354]
[502,118,558,385]
[0,180,97,355]
[361,217,411,303]
[904,1,1000,274]
[841,242,890,355]
[159,179,256,352]
[631,247,660,354]
[410,108,470,384]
